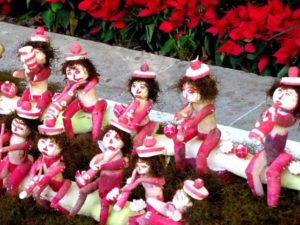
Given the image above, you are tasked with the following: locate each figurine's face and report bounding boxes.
[102,130,124,151]
[136,159,150,175]
[182,83,200,103]
[11,118,30,137]
[131,81,149,99]
[1,82,17,98]
[38,138,62,157]
[273,87,298,110]
[66,64,88,82]
[34,49,46,65]
[172,189,193,212]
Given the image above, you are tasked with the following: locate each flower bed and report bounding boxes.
[1,0,300,76]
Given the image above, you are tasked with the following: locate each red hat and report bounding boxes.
[183,178,209,200]
[31,27,50,42]
[185,59,210,80]
[280,66,300,86]
[136,136,165,157]
[64,43,87,61]
[131,63,156,79]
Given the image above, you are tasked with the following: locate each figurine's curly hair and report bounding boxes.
[177,75,218,102]
[128,77,160,102]
[130,155,166,177]
[267,80,300,119]
[99,125,133,155]
[61,59,100,81]
[21,41,55,67]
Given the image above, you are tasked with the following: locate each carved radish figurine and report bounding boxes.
[246,66,300,207]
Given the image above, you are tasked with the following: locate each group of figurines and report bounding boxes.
[0,26,299,225]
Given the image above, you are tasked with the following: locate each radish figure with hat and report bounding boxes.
[69,125,131,225]
[19,134,72,213]
[145,178,209,225]
[164,59,220,174]
[39,43,107,140]
[13,26,54,119]
[246,66,300,207]
[111,63,160,138]
[106,135,166,224]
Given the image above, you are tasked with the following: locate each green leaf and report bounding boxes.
[69,10,78,36]
[277,65,290,78]
[145,24,155,44]
[42,10,55,30]
[229,56,243,69]
[160,38,175,55]
[57,9,70,29]
[262,67,271,76]
[50,2,63,13]
[215,52,225,66]
[246,53,256,60]
[204,35,210,56]
[26,0,31,8]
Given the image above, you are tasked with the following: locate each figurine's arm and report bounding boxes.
[82,76,99,94]
[37,163,65,187]
[184,104,215,129]
[1,133,12,145]
[129,100,153,127]
[29,66,51,82]
[0,140,32,153]
[174,103,191,122]
[122,176,165,192]
[28,157,43,180]
[119,99,140,121]
[274,108,296,127]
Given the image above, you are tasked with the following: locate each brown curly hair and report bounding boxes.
[130,155,166,177]
[177,76,218,102]
[128,77,160,102]
[21,41,55,67]
[99,125,133,155]
[61,58,100,81]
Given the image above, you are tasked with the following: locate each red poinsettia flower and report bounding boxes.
[113,21,126,29]
[0,2,11,15]
[159,21,173,33]
[258,55,269,73]
[244,43,256,53]
[45,0,65,3]
[218,40,244,56]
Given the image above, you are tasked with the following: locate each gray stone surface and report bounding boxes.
[0,22,299,141]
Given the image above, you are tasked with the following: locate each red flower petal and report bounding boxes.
[258,56,269,73]
[245,43,256,53]
[159,21,173,33]
[113,21,126,29]
[218,40,244,56]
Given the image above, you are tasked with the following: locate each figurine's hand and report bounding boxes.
[19,190,29,199]
[248,132,263,145]
[145,211,152,219]
[166,209,182,222]
[129,199,147,212]
[106,187,120,201]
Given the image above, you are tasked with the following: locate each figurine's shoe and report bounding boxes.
[44,116,57,127]
[19,100,32,111]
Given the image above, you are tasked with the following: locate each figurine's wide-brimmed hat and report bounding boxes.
[136,136,165,157]
[31,26,50,42]
[131,63,156,79]
[183,178,209,200]
[280,66,300,86]
[64,43,87,61]
[185,59,210,80]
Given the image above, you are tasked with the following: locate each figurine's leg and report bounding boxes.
[133,121,159,155]
[0,157,9,192]
[36,91,52,112]
[69,179,99,216]
[98,172,123,225]
[245,150,267,196]
[18,88,32,110]
[173,127,198,171]
[266,152,293,207]
[196,128,221,175]
[33,184,50,208]
[44,102,64,127]
[6,157,32,195]
[63,99,81,138]
[51,179,72,213]
[91,100,107,142]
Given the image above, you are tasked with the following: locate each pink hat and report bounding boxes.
[136,136,165,157]
[64,43,87,61]
[31,27,50,42]
[183,178,209,200]
[280,66,300,86]
[185,59,210,80]
[131,63,156,79]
